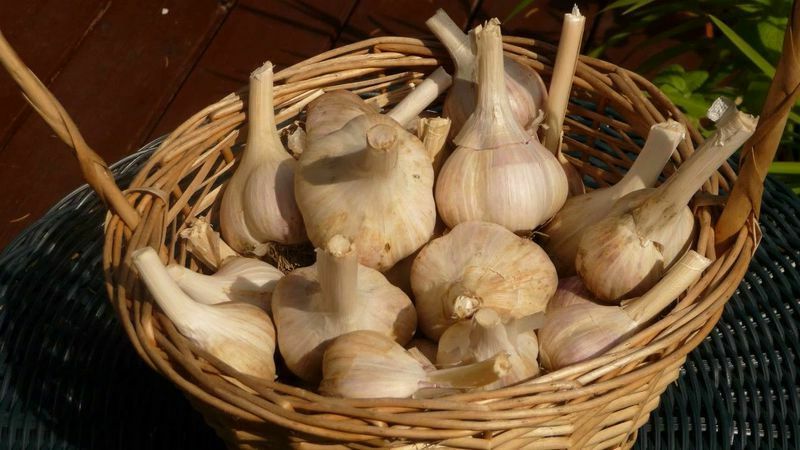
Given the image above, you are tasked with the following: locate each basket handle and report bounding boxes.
[715,0,800,249]
[0,30,140,229]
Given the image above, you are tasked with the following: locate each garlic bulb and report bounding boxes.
[295,70,451,271]
[426,10,547,135]
[132,247,276,379]
[220,62,306,254]
[272,235,417,382]
[437,309,543,388]
[547,276,594,312]
[305,90,379,140]
[576,99,757,302]
[411,221,557,340]
[539,250,711,370]
[435,20,567,231]
[179,217,239,270]
[320,330,510,399]
[166,256,283,312]
[541,120,685,276]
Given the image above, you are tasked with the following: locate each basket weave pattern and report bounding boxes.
[90,36,759,449]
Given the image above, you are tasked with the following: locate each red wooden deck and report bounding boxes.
[0,0,653,249]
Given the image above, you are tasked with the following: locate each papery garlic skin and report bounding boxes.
[435,20,567,231]
[296,113,436,271]
[166,256,283,312]
[220,62,306,254]
[305,90,379,140]
[547,276,595,312]
[437,309,540,388]
[272,236,417,382]
[541,120,685,276]
[320,330,510,399]
[132,247,276,379]
[411,221,557,340]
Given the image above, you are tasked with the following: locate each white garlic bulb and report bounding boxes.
[320,330,511,399]
[166,256,283,312]
[132,247,276,379]
[295,72,452,271]
[220,62,306,254]
[437,309,543,388]
[435,20,567,231]
[576,100,757,303]
[547,276,594,312]
[541,120,685,276]
[271,235,417,382]
[411,221,557,341]
[305,90,379,140]
[540,251,711,370]
[426,9,547,135]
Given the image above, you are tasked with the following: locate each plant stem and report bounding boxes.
[425,9,474,77]
[317,235,360,320]
[245,62,286,162]
[455,19,529,148]
[180,217,238,270]
[386,67,452,127]
[361,124,399,174]
[132,247,203,333]
[622,250,711,324]
[543,5,586,155]
[614,120,685,194]
[425,352,510,388]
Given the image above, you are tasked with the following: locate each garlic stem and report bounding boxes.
[317,235,360,321]
[132,247,202,328]
[425,10,473,76]
[622,250,711,324]
[386,67,452,127]
[179,217,238,270]
[455,20,528,148]
[245,62,284,162]
[543,5,586,154]
[614,120,685,193]
[425,352,510,388]
[361,124,400,174]
[638,104,757,232]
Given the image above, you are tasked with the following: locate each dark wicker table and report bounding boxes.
[0,144,797,449]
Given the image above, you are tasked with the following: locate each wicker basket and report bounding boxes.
[1,8,798,447]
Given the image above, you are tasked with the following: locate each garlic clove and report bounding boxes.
[426,9,547,136]
[540,120,685,276]
[411,221,557,341]
[320,330,510,398]
[166,256,283,312]
[272,235,417,382]
[435,20,568,231]
[220,62,306,254]
[132,247,276,379]
[539,251,711,370]
[576,100,756,303]
[179,216,239,270]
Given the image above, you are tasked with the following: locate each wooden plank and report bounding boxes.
[335,0,478,44]
[0,0,230,248]
[0,0,111,147]
[148,0,358,140]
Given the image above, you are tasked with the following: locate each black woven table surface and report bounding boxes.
[0,143,797,450]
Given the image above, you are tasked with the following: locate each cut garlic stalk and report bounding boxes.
[541,120,685,276]
[272,235,417,382]
[166,256,283,312]
[417,116,452,176]
[179,217,238,270]
[411,221,557,340]
[437,309,543,388]
[576,99,757,302]
[296,70,451,271]
[220,62,306,254]
[320,330,510,398]
[435,20,568,231]
[539,251,711,370]
[132,247,276,379]
[426,9,547,135]
[387,67,452,127]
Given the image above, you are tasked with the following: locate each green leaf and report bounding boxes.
[504,0,536,22]
[769,162,800,175]
[601,0,652,13]
[756,17,787,53]
[708,14,776,77]
[684,70,710,92]
[623,0,656,14]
